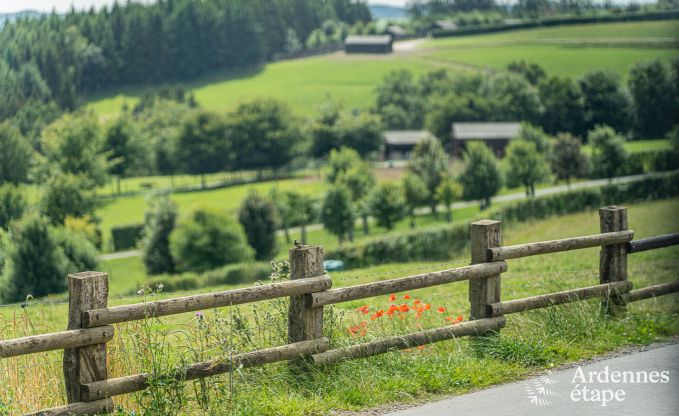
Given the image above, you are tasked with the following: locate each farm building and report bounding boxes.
[386,25,408,39]
[344,35,393,54]
[382,130,436,160]
[451,122,521,156]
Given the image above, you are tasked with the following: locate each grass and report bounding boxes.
[86,20,678,117]
[2,198,677,414]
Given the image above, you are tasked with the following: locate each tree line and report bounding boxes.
[0,0,370,124]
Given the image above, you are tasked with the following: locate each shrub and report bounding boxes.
[144,262,271,293]
[0,229,10,277]
[504,140,549,197]
[459,141,502,209]
[170,207,253,273]
[41,174,96,225]
[112,224,144,252]
[0,184,25,230]
[321,185,355,243]
[142,192,177,274]
[548,133,589,186]
[369,183,406,230]
[589,125,627,180]
[53,227,99,275]
[238,190,279,261]
[64,216,103,250]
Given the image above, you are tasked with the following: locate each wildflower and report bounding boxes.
[437,307,446,314]
[445,316,454,322]
[195,312,204,319]
[456,315,464,322]
[389,294,396,302]
[399,304,410,313]
[356,305,370,314]
[403,294,411,300]
[413,299,421,305]
[424,304,431,310]
[417,345,425,350]
[371,310,385,320]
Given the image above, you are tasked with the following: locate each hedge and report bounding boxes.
[111,224,144,251]
[144,262,271,293]
[326,171,679,269]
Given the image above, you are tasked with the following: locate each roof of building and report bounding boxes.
[387,25,407,36]
[345,35,393,46]
[452,122,522,140]
[433,20,458,31]
[384,130,433,146]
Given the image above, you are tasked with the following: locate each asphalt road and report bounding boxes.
[99,173,651,261]
[386,343,679,416]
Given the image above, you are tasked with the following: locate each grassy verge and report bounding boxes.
[1,198,677,414]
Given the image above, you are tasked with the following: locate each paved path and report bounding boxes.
[98,173,652,261]
[386,343,679,416]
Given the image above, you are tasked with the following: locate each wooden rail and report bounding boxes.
[486,281,633,317]
[309,262,507,308]
[82,275,331,327]
[487,230,634,261]
[3,204,679,416]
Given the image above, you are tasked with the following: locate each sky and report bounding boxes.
[0,0,654,14]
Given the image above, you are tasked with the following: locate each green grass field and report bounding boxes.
[2,198,677,414]
[87,20,679,117]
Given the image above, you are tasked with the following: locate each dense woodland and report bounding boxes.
[0,0,370,123]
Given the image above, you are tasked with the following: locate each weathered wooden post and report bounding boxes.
[288,245,326,343]
[63,271,113,410]
[470,220,502,322]
[599,206,628,315]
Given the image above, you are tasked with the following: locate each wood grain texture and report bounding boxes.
[469,220,502,320]
[599,206,628,315]
[627,233,679,253]
[487,281,632,317]
[310,262,507,308]
[0,326,113,358]
[83,275,331,327]
[25,398,114,416]
[81,338,329,401]
[63,272,109,404]
[311,317,506,365]
[624,281,679,303]
[488,230,633,261]
[288,245,326,343]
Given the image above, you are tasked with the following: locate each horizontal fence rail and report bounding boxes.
[81,338,329,401]
[4,204,679,416]
[627,233,679,254]
[486,281,633,317]
[309,262,507,308]
[0,326,114,358]
[83,275,331,327]
[488,230,634,261]
[311,317,506,365]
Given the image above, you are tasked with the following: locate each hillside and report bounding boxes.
[87,20,678,116]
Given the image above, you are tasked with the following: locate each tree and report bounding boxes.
[504,140,549,197]
[579,70,633,134]
[238,190,279,261]
[104,115,146,195]
[375,69,424,129]
[670,125,679,157]
[286,190,316,244]
[459,142,502,209]
[52,227,99,277]
[174,110,229,189]
[41,174,96,225]
[589,125,627,181]
[435,176,462,223]
[484,71,542,124]
[425,94,494,141]
[0,184,25,231]
[369,183,405,230]
[336,111,384,158]
[142,192,177,275]
[170,207,253,273]
[538,76,585,136]
[408,136,449,215]
[269,187,293,244]
[0,122,32,185]
[321,185,355,243]
[507,60,546,85]
[628,60,675,137]
[326,147,376,199]
[518,123,551,153]
[548,133,589,187]
[41,111,108,187]
[402,172,428,229]
[228,99,303,175]
[1,215,67,302]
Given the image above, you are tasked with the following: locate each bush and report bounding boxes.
[41,174,96,225]
[112,224,144,252]
[65,216,102,249]
[142,192,177,274]
[459,141,502,209]
[589,125,627,180]
[0,184,25,230]
[238,190,279,261]
[53,227,99,275]
[170,207,253,273]
[369,183,406,230]
[145,262,271,293]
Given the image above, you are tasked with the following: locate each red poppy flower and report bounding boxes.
[456,315,464,322]
[403,294,411,300]
[437,307,446,313]
[389,294,396,302]
[356,305,370,314]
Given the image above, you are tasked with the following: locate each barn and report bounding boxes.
[451,122,522,156]
[344,35,393,54]
[382,130,435,160]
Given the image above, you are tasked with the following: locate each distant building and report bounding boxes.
[386,25,408,39]
[451,122,522,156]
[383,130,434,160]
[432,20,458,31]
[344,35,393,54]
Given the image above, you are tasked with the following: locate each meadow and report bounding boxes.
[86,20,679,117]
[1,198,677,414]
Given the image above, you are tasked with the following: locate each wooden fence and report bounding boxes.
[1,205,678,415]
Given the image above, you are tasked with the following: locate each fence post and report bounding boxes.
[63,271,111,406]
[288,245,326,343]
[599,206,628,315]
[470,220,502,322]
